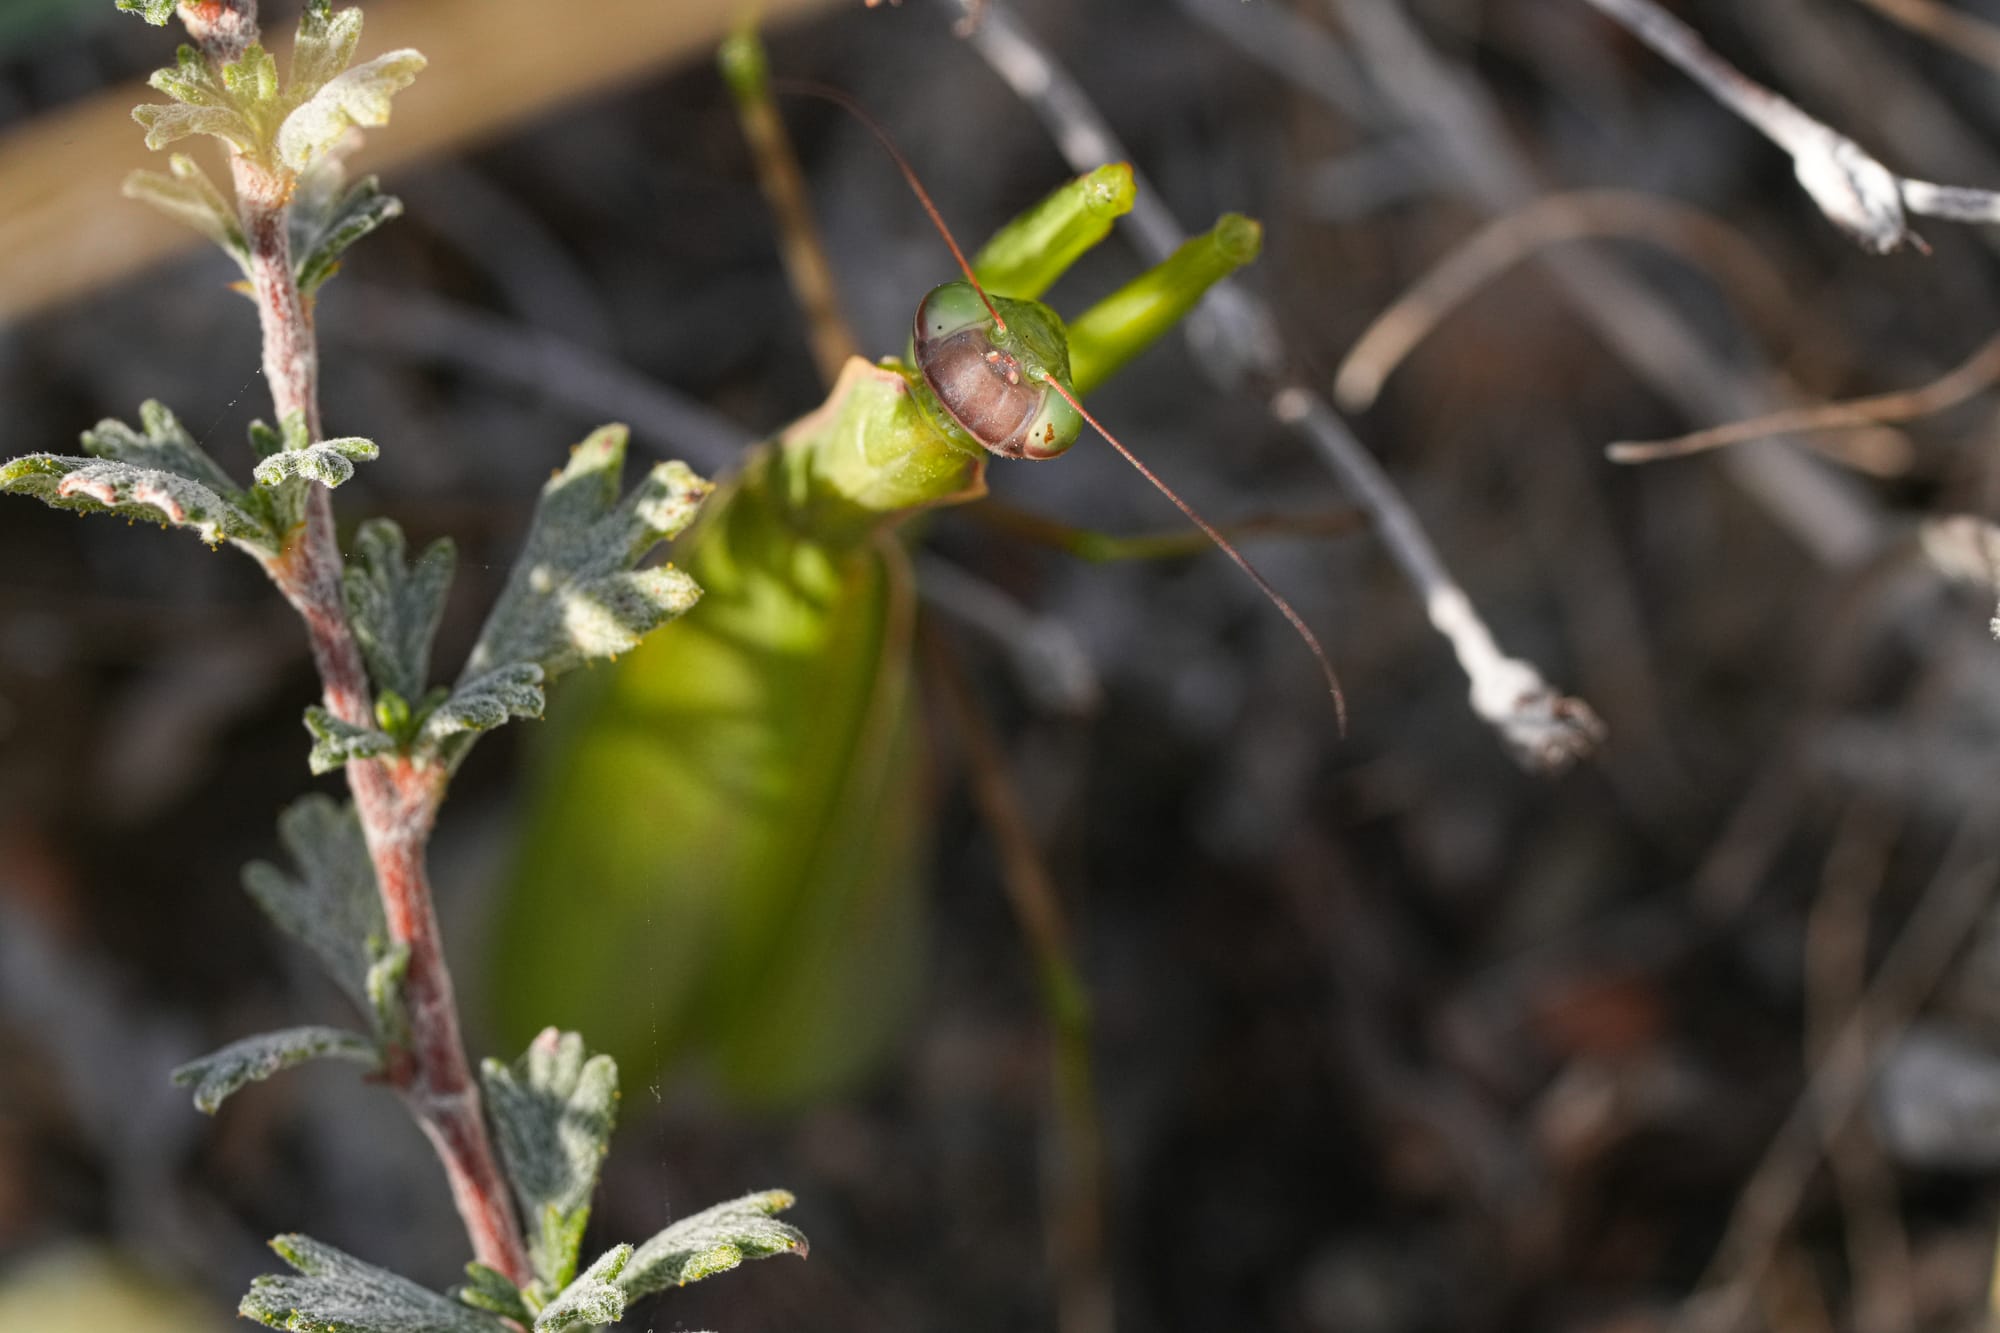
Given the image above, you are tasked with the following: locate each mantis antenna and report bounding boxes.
[770,78,1008,334]
[1036,373,1347,730]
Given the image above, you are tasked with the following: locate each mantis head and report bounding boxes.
[910,282,1082,461]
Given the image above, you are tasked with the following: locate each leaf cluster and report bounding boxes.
[238,1030,806,1333]
[306,425,709,777]
[0,402,373,559]
[171,794,405,1112]
[131,2,424,177]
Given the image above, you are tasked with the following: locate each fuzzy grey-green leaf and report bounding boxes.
[252,436,377,489]
[303,707,396,775]
[290,2,364,98]
[149,45,227,107]
[618,1190,807,1298]
[344,519,455,706]
[116,0,176,24]
[558,567,702,672]
[1,455,276,554]
[463,427,710,686]
[243,795,386,1021]
[533,1245,629,1333]
[173,1026,378,1115]
[452,1264,530,1325]
[95,400,240,488]
[480,1029,618,1291]
[418,664,544,752]
[294,173,402,296]
[124,155,251,273]
[276,48,427,174]
[18,401,285,552]
[221,43,280,107]
[132,101,257,154]
[241,1234,509,1333]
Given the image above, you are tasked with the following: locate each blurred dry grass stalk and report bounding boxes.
[0,0,841,320]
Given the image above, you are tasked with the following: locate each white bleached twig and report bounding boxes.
[1582,0,2000,253]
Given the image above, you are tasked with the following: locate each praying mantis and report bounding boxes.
[486,35,1335,1104]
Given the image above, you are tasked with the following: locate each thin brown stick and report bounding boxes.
[723,39,861,387]
[925,626,1111,1333]
[1609,332,2000,463]
[187,2,529,1285]
[1805,804,1915,1333]
[1335,189,1792,412]
[1677,819,2000,1333]
[1852,0,2000,75]
[771,79,1008,334]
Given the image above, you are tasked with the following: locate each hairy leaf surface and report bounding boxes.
[303,707,396,775]
[480,1029,617,1291]
[276,49,426,174]
[451,1264,530,1325]
[343,519,455,707]
[463,426,709,684]
[418,664,545,752]
[533,1245,629,1333]
[619,1190,806,1297]
[252,436,378,489]
[241,1235,508,1333]
[173,1026,378,1115]
[123,155,250,273]
[242,795,387,1020]
[294,172,402,296]
[116,0,176,23]
[2,402,281,554]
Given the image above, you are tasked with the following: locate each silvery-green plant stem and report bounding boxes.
[182,0,531,1286]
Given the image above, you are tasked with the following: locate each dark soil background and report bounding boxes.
[8,1,2000,1330]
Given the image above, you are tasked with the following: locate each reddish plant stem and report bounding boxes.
[189,1,531,1285]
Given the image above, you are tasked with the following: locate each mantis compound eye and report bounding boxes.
[913,282,1081,460]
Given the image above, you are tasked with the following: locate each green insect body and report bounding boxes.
[490,163,1262,1105]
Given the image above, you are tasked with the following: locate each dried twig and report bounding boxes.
[1581,0,2000,252]
[924,625,1112,1333]
[939,0,1605,773]
[720,30,862,387]
[1608,332,2000,463]
[1805,804,1916,1333]
[1335,189,1792,412]
[1317,0,1882,567]
[1679,821,2000,1333]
